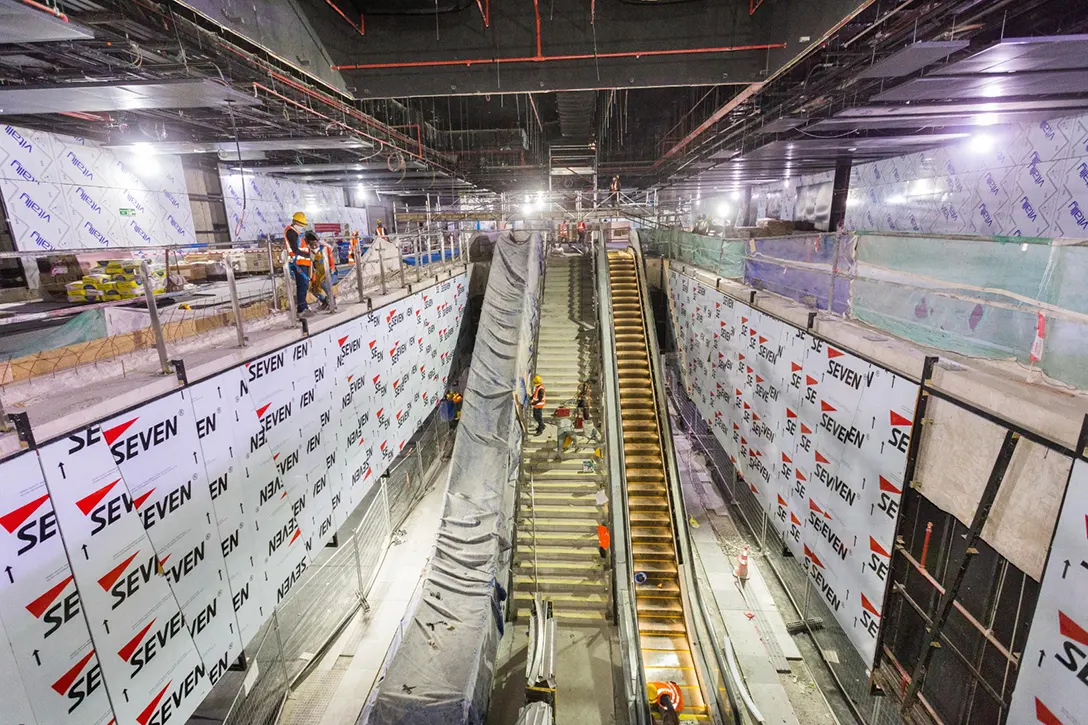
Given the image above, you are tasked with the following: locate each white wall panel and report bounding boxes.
[0,273,467,724]
[0,125,198,250]
[1007,458,1088,725]
[667,268,917,665]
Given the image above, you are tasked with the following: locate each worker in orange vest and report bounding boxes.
[285,211,312,317]
[577,219,587,245]
[531,374,546,435]
[647,681,683,724]
[375,220,387,237]
[349,229,359,265]
[597,523,610,559]
[308,231,334,312]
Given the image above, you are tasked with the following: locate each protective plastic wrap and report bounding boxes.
[363,231,542,725]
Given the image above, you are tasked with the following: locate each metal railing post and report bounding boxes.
[396,236,407,287]
[140,260,171,374]
[380,474,393,535]
[272,610,291,694]
[439,233,447,270]
[426,234,434,278]
[378,240,388,295]
[351,530,370,611]
[266,236,279,310]
[225,261,246,347]
[283,253,298,320]
[355,241,366,303]
[414,232,423,284]
[322,247,338,313]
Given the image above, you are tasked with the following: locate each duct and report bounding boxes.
[362,230,544,725]
[0,0,93,42]
[0,79,259,115]
[556,91,595,141]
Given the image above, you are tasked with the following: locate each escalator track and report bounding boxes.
[607,250,710,722]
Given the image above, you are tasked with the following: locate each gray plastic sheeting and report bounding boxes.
[362,230,543,725]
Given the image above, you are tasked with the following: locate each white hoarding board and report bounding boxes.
[666,269,917,666]
[0,451,114,725]
[1008,458,1088,725]
[0,124,197,251]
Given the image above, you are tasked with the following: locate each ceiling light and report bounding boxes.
[969,133,995,153]
[731,190,741,201]
[783,178,791,188]
[973,112,999,126]
[717,203,730,218]
[132,142,155,157]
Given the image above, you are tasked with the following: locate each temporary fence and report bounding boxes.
[664,356,907,725]
[0,231,468,386]
[202,411,455,725]
[641,227,1088,391]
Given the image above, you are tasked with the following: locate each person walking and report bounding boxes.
[610,175,620,209]
[596,523,610,560]
[647,681,683,725]
[375,219,387,237]
[577,219,587,246]
[285,211,313,318]
[576,380,591,422]
[308,231,334,312]
[531,375,546,435]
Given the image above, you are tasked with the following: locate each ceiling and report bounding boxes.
[0,0,1085,201]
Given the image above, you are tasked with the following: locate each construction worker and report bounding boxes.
[610,175,620,209]
[576,380,591,422]
[285,211,313,318]
[375,219,387,237]
[577,219,587,245]
[349,229,360,265]
[308,231,333,312]
[647,681,683,725]
[555,412,575,460]
[531,375,546,435]
[597,523,610,560]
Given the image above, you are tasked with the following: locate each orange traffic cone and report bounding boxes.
[734,546,750,580]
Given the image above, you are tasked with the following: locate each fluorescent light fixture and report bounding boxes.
[887,194,906,205]
[731,190,741,201]
[717,203,730,218]
[973,112,999,126]
[132,142,155,157]
[783,178,791,188]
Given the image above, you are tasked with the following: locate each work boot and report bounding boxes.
[319,299,332,312]
[298,309,315,319]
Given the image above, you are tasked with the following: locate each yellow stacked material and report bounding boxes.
[104,259,142,276]
[80,273,113,290]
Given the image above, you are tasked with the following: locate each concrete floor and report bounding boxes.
[277,471,447,725]
[487,621,624,725]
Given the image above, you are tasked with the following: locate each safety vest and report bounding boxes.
[375,224,386,237]
[284,225,312,267]
[348,234,358,264]
[648,681,684,713]
[577,220,586,232]
[531,384,546,409]
[597,525,610,550]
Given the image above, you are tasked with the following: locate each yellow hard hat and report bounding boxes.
[533,375,542,385]
[376,219,384,225]
[292,211,308,226]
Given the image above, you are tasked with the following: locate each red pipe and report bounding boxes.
[322,0,363,36]
[749,0,765,15]
[919,521,933,570]
[394,124,424,156]
[533,0,542,58]
[475,0,490,27]
[654,81,762,166]
[332,43,784,71]
[19,0,67,22]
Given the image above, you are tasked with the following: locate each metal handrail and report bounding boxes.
[597,239,650,725]
[628,233,737,725]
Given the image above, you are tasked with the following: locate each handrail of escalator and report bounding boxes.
[596,238,650,725]
[627,235,745,725]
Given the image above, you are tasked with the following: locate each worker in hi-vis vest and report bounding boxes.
[285,211,312,318]
[531,375,546,435]
[375,220,387,237]
[647,680,683,725]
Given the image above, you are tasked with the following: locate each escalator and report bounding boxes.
[607,249,710,721]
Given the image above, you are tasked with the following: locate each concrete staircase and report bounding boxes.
[514,253,611,624]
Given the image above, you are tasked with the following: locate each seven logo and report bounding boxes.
[52,649,105,714]
[26,574,81,638]
[1,492,59,556]
[1053,610,1088,687]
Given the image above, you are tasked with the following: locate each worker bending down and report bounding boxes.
[531,375,546,435]
[647,681,683,725]
[307,231,334,312]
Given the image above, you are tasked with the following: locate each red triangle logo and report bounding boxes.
[786,408,797,418]
[861,592,881,617]
[0,493,50,533]
[755,375,764,383]
[118,619,157,662]
[870,536,890,558]
[76,479,120,516]
[1035,698,1065,725]
[749,482,759,494]
[735,388,743,396]
[806,375,818,386]
[796,469,807,481]
[1059,610,1088,648]
[740,437,747,445]
[753,413,761,421]
[26,575,74,618]
[256,403,271,419]
[98,550,140,591]
[791,362,802,372]
[137,682,172,725]
[746,366,753,374]
[132,488,155,510]
[879,476,902,494]
[103,417,138,446]
[741,317,748,324]
[290,528,302,545]
[827,347,844,359]
[781,452,792,464]
[815,450,831,465]
[804,545,824,569]
[52,649,95,695]
[890,410,912,427]
[821,400,836,412]
[743,402,750,410]
[338,336,349,347]
[759,336,767,344]
[801,423,813,435]
[809,499,824,514]
[791,512,801,525]
[778,494,788,506]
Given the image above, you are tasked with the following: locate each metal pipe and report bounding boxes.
[355,241,367,302]
[140,260,170,374]
[322,0,363,35]
[266,236,279,311]
[532,0,542,58]
[919,521,934,570]
[225,262,246,348]
[19,0,67,21]
[655,83,763,164]
[331,43,786,71]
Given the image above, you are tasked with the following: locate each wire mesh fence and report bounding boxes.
[664,358,906,725]
[0,232,468,387]
[201,411,453,725]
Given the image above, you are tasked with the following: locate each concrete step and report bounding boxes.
[516,608,607,624]
[513,590,607,609]
[513,574,607,592]
[514,545,600,563]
